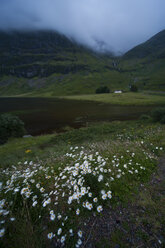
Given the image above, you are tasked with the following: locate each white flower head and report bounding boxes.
[78,230,83,238]
[61,236,65,243]
[76,208,80,215]
[57,214,62,220]
[102,194,107,200]
[101,190,105,195]
[88,192,92,197]
[87,203,93,210]
[32,201,38,207]
[10,217,16,222]
[97,205,103,213]
[98,174,103,182]
[0,228,5,238]
[47,232,53,239]
[40,187,45,193]
[69,229,73,236]
[50,214,56,221]
[57,228,62,235]
[77,239,82,245]
[36,183,40,189]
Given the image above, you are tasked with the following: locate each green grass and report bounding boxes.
[0,30,165,98]
[1,54,165,97]
[0,69,129,97]
[1,120,164,168]
[0,120,165,247]
[62,92,165,106]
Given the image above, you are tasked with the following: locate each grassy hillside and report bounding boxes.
[0,31,124,96]
[0,30,165,96]
[124,30,165,59]
[120,30,165,91]
[0,69,130,97]
[119,56,165,91]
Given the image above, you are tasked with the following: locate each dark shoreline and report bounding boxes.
[0,97,163,136]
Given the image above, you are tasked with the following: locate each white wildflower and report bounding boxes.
[32,201,38,207]
[97,205,103,213]
[76,209,80,215]
[61,236,65,243]
[47,232,53,239]
[78,230,82,238]
[57,228,62,235]
[50,214,56,221]
[0,228,5,238]
[98,174,103,182]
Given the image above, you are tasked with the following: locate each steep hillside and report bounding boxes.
[0,30,165,96]
[0,31,130,96]
[0,31,96,78]
[124,30,165,59]
[119,30,165,91]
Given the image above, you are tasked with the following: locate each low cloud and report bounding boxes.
[0,0,165,53]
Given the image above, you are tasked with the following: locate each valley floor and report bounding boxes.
[62,92,165,106]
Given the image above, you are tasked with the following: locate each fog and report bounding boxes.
[0,0,165,53]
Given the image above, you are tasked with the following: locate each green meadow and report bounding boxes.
[62,92,165,106]
[0,119,165,247]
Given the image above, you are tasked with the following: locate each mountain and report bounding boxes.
[0,30,165,96]
[120,30,165,91]
[124,30,165,59]
[0,30,130,96]
[0,30,93,78]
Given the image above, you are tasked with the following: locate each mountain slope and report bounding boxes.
[119,30,165,91]
[0,31,92,78]
[0,30,130,96]
[0,30,165,96]
[124,30,165,59]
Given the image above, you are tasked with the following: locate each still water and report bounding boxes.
[0,97,156,135]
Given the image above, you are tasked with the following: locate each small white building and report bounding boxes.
[114,90,122,93]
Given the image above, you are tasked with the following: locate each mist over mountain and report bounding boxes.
[0,29,165,96]
[0,0,165,54]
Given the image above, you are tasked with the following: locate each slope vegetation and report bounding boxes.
[0,30,165,96]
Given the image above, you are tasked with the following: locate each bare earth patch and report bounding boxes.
[82,157,165,248]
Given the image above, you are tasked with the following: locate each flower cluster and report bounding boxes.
[0,143,163,247]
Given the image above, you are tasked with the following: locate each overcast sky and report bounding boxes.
[0,0,165,53]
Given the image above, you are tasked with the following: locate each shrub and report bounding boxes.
[0,114,26,144]
[151,107,165,122]
[160,116,165,124]
[130,85,138,92]
[139,114,151,121]
[95,86,110,94]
